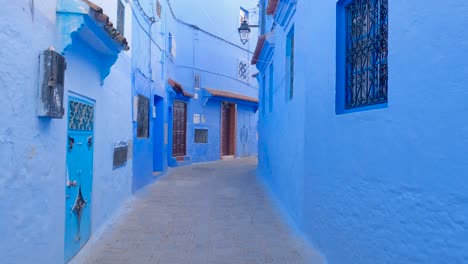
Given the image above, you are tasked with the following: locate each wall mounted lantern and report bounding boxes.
[238,19,258,45]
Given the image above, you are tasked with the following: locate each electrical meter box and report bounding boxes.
[37,48,66,118]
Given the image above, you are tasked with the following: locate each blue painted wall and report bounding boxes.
[236,103,259,157]
[130,0,167,191]
[132,0,259,174]
[164,0,259,167]
[257,0,305,227]
[257,0,468,263]
[0,1,133,263]
[0,0,260,262]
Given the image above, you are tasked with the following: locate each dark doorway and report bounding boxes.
[153,95,164,171]
[221,102,236,157]
[172,100,187,157]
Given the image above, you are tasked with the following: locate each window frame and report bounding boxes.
[194,129,208,144]
[260,0,267,34]
[168,33,176,58]
[156,0,162,19]
[335,0,388,114]
[240,7,249,25]
[136,94,150,139]
[269,63,274,112]
[117,0,125,35]
[286,26,294,101]
[262,75,266,116]
[194,74,201,88]
[168,33,172,53]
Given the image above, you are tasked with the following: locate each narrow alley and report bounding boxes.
[70,158,323,264]
[2,0,468,263]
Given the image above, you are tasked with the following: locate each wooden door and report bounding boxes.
[221,103,231,156]
[221,102,236,156]
[172,101,187,157]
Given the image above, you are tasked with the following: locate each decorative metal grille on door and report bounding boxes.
[68,101,94,131]
[65,97,94,263]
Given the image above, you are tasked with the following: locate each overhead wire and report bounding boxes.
[130,0,163,51]
[134,0,157,23]
[165,0,253,54]
[130,0,258,88]
[176,64,258,90]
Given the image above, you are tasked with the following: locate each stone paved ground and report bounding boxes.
[70,157,324,264]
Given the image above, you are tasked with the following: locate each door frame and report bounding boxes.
[153,95,165,171]
[64,93,96,263]
[171,100,187,158]
[220,102,237,157]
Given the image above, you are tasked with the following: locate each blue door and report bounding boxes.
[64,97,94,262]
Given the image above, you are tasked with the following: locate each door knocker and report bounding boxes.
[87,136,93,149]
[68,136,75,152]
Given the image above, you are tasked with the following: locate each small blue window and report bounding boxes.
[260,0,267,34]
[117,0,125,35]
[286,26,294,101]
[168,33,173,52]
[336,0,388,114]
[168,33,176,57]
[262,75,266,116]
[269,64,274,112]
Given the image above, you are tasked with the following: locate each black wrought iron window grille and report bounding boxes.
[194,129,208,143]
[137,94,150,138]
[345,0,388,109]
[113,142,129,169]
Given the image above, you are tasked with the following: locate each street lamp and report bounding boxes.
[238,19,258,45]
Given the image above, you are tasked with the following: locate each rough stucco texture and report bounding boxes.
[259,0,468,264]
[65,43,133,235]
[146,0,259,169]
[187,100,223,163]
[257,6,305,228]
[0,3,65,263]
[0,2,133,263]
[236,104,258,158]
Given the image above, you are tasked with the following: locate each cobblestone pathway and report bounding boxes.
[70,157,324,264]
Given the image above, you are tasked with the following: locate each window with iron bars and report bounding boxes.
[117,0,125,35]
[156,0,162,19]
[194,74,200,88]
[194,129,208,143]
[344,0,388,109]
[286,27,294,101]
